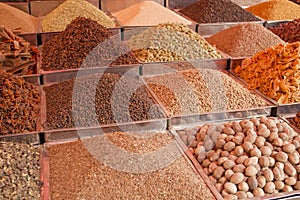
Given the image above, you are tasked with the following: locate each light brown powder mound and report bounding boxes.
[246,0,300,20]
[48,135,214,200]
[113,1,192,26]
[0,3,38,33]
[206,23,284,58]
[42,0,115,32]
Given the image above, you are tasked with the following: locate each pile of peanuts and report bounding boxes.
[178,116,300,199]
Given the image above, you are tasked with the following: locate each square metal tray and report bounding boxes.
[141,69,275,119]
[40,72,168,136]
[169,116,300,200]
[41,129,219,199]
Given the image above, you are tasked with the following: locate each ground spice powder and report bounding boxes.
[206,23,284,58]
[0,3,38,33]
[246,0,300,20]
[113,1,192,26]
[42,0,115,32]
[179,0,260,23]
[48,133,214,199]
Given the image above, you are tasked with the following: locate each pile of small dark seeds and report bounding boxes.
[42,17,138,71]
[179,0,261,23]
[43,73,164,130]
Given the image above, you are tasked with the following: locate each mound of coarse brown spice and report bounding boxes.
[269,19,300,43]
[145,69,267,116]
[179,0,261,23]
[0,70,40,135]
[206,23,284,58]
[47,132,214,200]
[42,17,138,71]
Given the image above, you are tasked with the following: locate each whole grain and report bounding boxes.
[206,23,284,58]
[179,0,260,23]
[235,42,300,104]
[113,1,192,26]
[42,0,115,32]
[42,17,138,71]
[128,23,221,62]
[43,73,164,130]
[145,69,266,116]
[0,142,41,199]
[48,132,214,199]
[0,3,38,33]
[269,19,300,43]
[0,70,40,135]
[246,0,300,20]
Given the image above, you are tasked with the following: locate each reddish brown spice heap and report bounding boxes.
[0,70,40,135]
[269,19,300,43]
[42,17,138,71]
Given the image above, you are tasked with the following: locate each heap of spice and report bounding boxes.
[179,116,300,199]
[0,70,40,135]
[0,26,38,75]
[246,0,300,20]
[145,68,267,116]
[48,132,214,199]
[235,42,300,104]
[42,17,138,71]
[113,1,192,26]
[179,0,260,23]
[0,142,41,199]
[43,73,164,130]
[269,19,300,43]
[127,23,221,62]
[0,3,38,33]
[206,23,284,58]
[42,0,115,32]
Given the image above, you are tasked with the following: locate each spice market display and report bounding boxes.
[2,0,300,199]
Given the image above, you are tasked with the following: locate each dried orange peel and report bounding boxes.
[235,42,300,104]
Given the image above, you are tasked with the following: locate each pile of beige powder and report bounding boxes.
[42,0,115,32]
